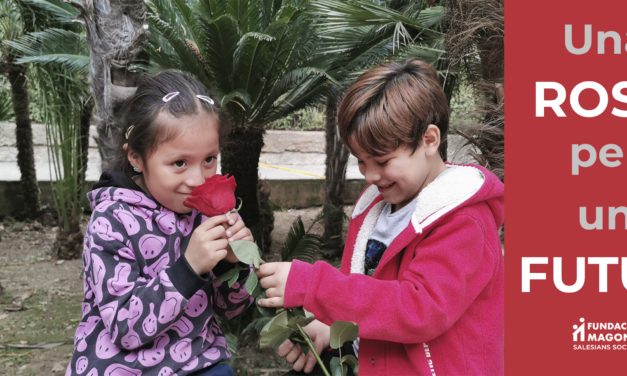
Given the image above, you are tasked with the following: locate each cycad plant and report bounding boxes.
[5,0,93,258]
[144,0,336,235]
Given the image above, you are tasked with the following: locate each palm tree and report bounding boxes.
[145,0,336,237]
[1,0,40,219]
[444,0,504,181]
[6,0,93,258]
[311,0,453,256]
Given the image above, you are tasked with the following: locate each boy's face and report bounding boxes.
[353,125,445,211]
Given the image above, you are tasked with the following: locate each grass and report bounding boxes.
[0,290,81,345]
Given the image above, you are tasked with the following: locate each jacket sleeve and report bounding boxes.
[284,213,501,344]
[85,213,207,350]
[210,261,255,319]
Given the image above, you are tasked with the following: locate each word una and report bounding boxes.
[580,207,627,230]
[522,257,627,292]
[566,25,627,55]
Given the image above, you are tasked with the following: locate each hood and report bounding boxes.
[88,171,159,211]
[351,163,505,234]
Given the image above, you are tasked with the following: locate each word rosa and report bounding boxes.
[536,82,627,118]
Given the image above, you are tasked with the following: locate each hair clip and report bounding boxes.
[196,95,214,105]
[162,92,180,102]
[125,125,135,139]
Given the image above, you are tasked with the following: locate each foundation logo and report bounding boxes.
[571,317,627,351]
[572,318,585,341]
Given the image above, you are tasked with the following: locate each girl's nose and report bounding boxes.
[185,165,206,188]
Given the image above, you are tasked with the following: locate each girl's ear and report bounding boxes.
[124,143,144,173]
[422,124,441,157]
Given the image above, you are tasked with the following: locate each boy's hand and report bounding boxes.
[278,320,330,374]
[256,262,292,307]
[185,215,231,275]
[223,212,254,263]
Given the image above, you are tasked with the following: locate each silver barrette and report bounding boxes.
[125,125,135,139]
[196,95,214,105]
[162,92,180,102]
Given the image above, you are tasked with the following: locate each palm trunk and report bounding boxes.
[70,0,146,171]
[323,96,350,258]
[7,56,40,218]
[79,98,94,186]
[220,126,265,245]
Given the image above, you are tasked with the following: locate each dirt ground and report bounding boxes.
[0,206,352,376]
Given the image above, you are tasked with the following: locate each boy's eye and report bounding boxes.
[173,160,186,168]
[357,160,364,164]
[377,160,389,167]
[205,156,216,164]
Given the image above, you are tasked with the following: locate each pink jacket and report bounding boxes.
[285,164,504,376]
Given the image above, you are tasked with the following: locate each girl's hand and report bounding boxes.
[277,320,330,374]
[185,215,231,275]
[223,212,254,263]
[256,262,292,307]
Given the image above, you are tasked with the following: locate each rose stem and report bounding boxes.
[296,323,330,376]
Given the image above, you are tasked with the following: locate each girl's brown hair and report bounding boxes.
[113,72,231,178]
[338,59,449,156]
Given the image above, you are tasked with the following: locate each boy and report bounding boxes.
[257,59,504,376]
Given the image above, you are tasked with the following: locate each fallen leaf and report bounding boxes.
[19,291,35,301]
[4,304,25,312]
[19,340,28,345]
[51,362,66,373]
[0,313,8,321]
[56,260,65,265]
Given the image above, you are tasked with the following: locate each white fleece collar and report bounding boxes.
[350,165,485,274]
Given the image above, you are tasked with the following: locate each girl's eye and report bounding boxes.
[205,156,216,164]
[173,160,186,168]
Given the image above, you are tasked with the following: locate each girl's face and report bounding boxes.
[130,111,220,213]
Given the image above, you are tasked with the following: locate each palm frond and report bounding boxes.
[146,12,214,90]
[311,0,441,41]
[280,217,323,264]
[221,88,252,110]
[21,0,78,24]
[5,29,89,73]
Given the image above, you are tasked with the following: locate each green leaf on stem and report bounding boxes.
[210,266,242,284]
[251,278,262,297]
[244,270,259,295]
[330,357,348,376]
[299,343,311,355]
[227,271,239,288]
[330,321,359,349]
[341,355,359,375]
[260,311,291,348]
[230,240,263,268]
[288,314,315,329]
[256,291,277,317]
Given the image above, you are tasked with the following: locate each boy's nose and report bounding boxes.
[364,168,381,184]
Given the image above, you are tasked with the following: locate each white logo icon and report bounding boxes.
[573,317,585,341]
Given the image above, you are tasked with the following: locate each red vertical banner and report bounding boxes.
[507,1,627,374]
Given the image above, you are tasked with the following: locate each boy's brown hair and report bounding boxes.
[338,59,449,156]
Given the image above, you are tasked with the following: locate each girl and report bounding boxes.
[67,72,253,376]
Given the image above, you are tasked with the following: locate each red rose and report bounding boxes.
[183,174,237,216]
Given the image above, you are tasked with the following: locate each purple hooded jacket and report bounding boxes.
[66,172,254,376]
